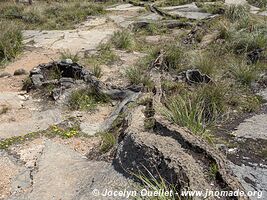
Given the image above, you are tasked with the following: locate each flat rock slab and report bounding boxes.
[258,11,267,16]
[0,108,63,139]
[106,3,145,11]
[160,3,213,19]
[230,163,267,200]
[0,151,25,199]
[233,114,267,140]
[0,92,63,139]
[225,0,247,5]
[137,13,163,21]
[9,141,132,200]
[108,15,135,28]
[23,29,116,53]
[233,88,267,140]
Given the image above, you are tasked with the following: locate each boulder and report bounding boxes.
[14,69,27,76]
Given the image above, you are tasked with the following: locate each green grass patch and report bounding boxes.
[111,30,135,51]
[0,121,81,149]
[0,20,22,64]
[134,168,180,200]
[125,67,154,90]
[224,4,250,23]
[99,132,116,153]
[209,162,219,180]
[230,61,259,85]
[85,43,119,66]
[0,1,105,30]
[68,88,110,111]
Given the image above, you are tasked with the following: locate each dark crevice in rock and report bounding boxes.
[112,133,190,193]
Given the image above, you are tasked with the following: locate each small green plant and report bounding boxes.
[50,125,79,138]
[163,44,185,70]
[99,132,116,153]
[191,53,217,76]
[22,77,33,91]
[92,65,102,78]
[111,30,135,50]
[68,88,109,111]
[125,67,154,90]
[60,50,79,63]
[162,0,194,6]
[134,168,180,200]
[0,131,41,149]
[209,162,219,180]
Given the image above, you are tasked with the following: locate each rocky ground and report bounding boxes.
[0,0,266,200]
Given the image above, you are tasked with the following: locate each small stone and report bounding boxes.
[52,88,62,100]
[14,68,28,76]
[30,67,42,75]
[59,77,74,88]
[216,144,228,154]
[0,72,12,78]
[31,74,44,87]
[228,148,238,154]
[65,59,73,64]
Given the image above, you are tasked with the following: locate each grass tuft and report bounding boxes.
[230,62,259,85]
[125,67,154,90]
[99,132,116,153]
[68,88,109,111]
[111,30,135,50]
[134,168,180,200]
[60,50,79,63]
[224,4,250,23]
[0,20,23,64]
[92,65,102,78]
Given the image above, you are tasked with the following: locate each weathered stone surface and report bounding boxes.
[0,107,63,139]
[230,163,267,200]
[9,141,133,200]
[31,74,44,87]
[23,29,116,53]
[233,114,267,140]
[160,3,214,19]
[106,3,145,11]
[114,105,247,199]
[0,151,25,200]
